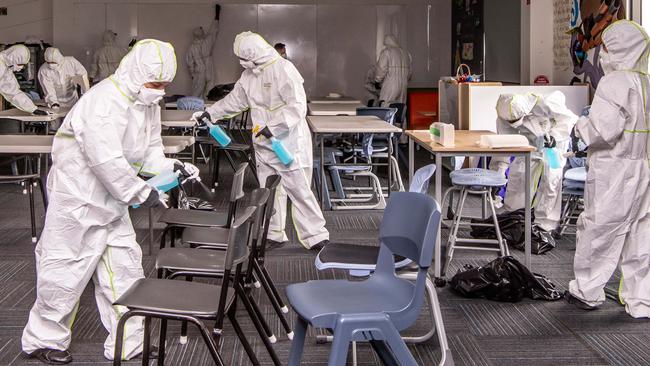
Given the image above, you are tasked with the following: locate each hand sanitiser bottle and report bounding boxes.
[544,147,562,169]
[133,170,180,208]
[255,126,294,166]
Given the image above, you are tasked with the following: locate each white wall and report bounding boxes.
[520,0,554,85]
[0,0,53,44]
[48,0,450,97]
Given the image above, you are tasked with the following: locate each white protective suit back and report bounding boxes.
[38,47,88,108]
[90,30,127,81]
[0,45,37,112]
[375,34,411,105]
[186,21,219,97]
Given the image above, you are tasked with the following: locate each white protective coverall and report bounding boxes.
[22,39,178,359]
[491,92,577,231]
[374,34,411,105]
[90,30,127,82]
[364,65,380,105]
[186,21,219,98]
[203,31,329,248]
[568,20,650,318]
[38,48,88,108]
[0,45,38,112]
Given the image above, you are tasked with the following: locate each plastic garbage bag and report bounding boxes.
[449,256,563,302]
[470,209,556,254]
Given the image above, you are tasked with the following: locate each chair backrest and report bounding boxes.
[247,188,271,246]
[408,164,436,194]
[230,162,248,203]
[377,192,441,269]
[224,206,256,271]
[356,107,398,125]
[388,103,407,126]
[176,96,205,111]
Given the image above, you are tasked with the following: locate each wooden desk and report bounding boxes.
[309,115,401,210]
[406,129,536,276]
[309,96,362,104]
[307,103,363,116]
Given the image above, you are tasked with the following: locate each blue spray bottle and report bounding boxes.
[256,126,294,166]
[195,111,231,147]
[132,170,180,208]
[543,135,561,169]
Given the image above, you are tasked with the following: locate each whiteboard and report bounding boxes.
[468,85,590,131]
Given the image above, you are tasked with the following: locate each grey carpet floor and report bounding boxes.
[0,151,648,366]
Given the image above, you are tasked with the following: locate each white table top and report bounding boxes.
[161,110,195,128]
[307,103,363,116]
[0,134,195,154]
[0,107,70,122]
[309,96,361,104]
[307,115,401,134]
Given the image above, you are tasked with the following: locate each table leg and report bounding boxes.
[148,207,154,256]
[434,153,442,278]
[387,135,392,196]
[524,153,532,269]
[320,135,325,209]
[408,136,414,184]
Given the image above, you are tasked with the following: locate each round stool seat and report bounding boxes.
[450,168,507,187]
[564,167,586,182]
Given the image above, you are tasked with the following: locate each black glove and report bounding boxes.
[373,82,382,90]
[570,126,588,158]
[33,109,48,116]
[141,189,161,208]
[543,135,557,148]
[215,4,221,20]
[174,162,191,179]
[255,126,273,139]
[194,111,212,127]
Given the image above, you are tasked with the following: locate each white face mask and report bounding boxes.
[137,86,165,106]
[48,63,61,70]
[599,50,616,74]
[10,64,24,72]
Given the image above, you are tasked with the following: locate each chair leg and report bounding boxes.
[158,318,167,366]
[376,325,418,366]
[424,276,455,366]
[246,289,276,343]
[369,340,399,366]
[260,265,289,313]
[193,318,226,366]
[288,317,308,366]
[28,178,37,243]
[236,283,282,365]
[36,177,48,209]
[328,328,352,366]
[180,276,193,344]
[142,316,151,366]
[442,188,468,277]
[227,309,261,366]
[487,191,508,256]
[253,261,293,338]
[113,311,135,366]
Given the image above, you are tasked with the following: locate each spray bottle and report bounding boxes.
[195,111,232,147]
[132,170,180,208]
[255,125,294,166]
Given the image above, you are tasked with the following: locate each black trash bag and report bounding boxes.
[470,209,556,254]
[449,256,563,302]
[206,83,235,101]
[511,225,556,255]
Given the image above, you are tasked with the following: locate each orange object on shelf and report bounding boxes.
[408,89,438,130]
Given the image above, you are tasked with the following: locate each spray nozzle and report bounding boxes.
[255,125,273,139]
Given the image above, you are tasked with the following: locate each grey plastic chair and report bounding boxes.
[314,165,443,346]
[287,191,453,366]
[560,167,586,235]
[112,206,281,366]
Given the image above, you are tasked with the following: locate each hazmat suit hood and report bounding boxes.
[601,20,650,74]
[192,27,206,41]
[44,47,65,65]
[233,31,279,73]
[496,93,538,125]
[103,30,117,46]
[0,45,30,67]
[112,39,177,97]
[384,34,400,48]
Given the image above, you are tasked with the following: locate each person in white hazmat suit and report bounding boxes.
[21,39,199,364]
[194,31,330,250]
[374,34,411,105]
[364,65,380,106]
[38,47,88,109]
[89,30,127,83]
[0,45,48,115]
[186,6,220,98]
[565,20,650,318]
[490,92,577,232]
